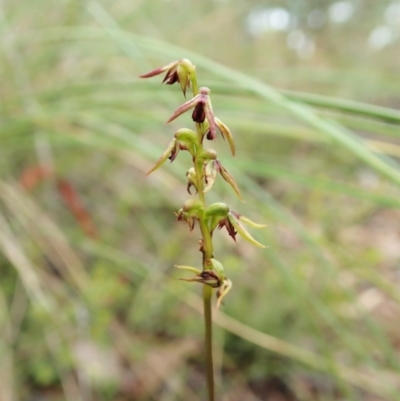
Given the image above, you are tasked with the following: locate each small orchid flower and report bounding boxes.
[175,199,204,232]
[146,129,199,176]
[165,91,236,156]
[166,87,218,139]
[176,259,232,309]
[139,59,195,97]
[145,138,184,176]
[218,211,266,248]
[176,265,223,288]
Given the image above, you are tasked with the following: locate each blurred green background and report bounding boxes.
[1,0,400,400]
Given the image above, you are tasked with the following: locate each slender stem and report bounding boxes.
[192,99,215,400]
[203,285,215,401]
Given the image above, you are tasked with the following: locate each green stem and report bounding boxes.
[203,285,215,401]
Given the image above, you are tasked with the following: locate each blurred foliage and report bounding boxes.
[1,0,400,400]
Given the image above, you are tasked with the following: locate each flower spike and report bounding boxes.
[142,57,267,398]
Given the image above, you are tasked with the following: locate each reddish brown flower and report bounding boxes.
[166,87,217,137]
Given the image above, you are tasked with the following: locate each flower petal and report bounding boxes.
[146,139,177,176]
[205,105,217,139]
[175,265,202,275]
[217,162,243,201]
[239,215,266,228]
[139,61,177,78]
[192,101,206,123]
[216,279,232,309]
[166,95,201,124]
[203,160,218,193]
[215,117,235,156]
[228,212,266,248]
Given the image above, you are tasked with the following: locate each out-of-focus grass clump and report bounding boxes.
[1,0,400,400]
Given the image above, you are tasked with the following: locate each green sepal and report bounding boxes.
[205,202,230,216]
[197,149,217,164]
[239,215,266,229]
[206,258,226,280]
[182,198,204,218]
[174,128,198,156]
[215,117,236,156]
[205,202,230,232]
[179,58,196,76]
[218,164,243,201]
[175,265,202,275]
[228,212,266,248]
[146,138,177,176]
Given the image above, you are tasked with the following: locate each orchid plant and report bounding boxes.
[140,59,265,401]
